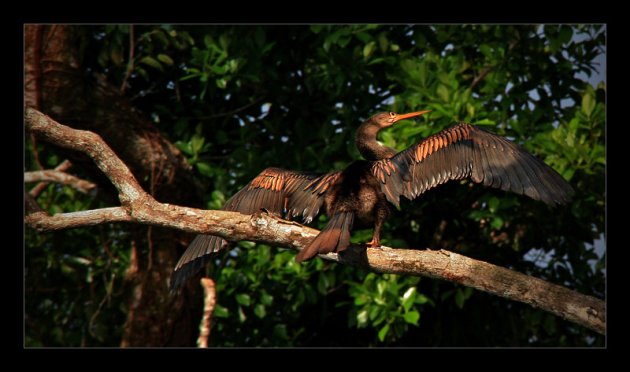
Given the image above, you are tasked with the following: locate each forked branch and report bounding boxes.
[24,107,605,335]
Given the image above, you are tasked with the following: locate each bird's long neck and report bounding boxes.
[356,121,397,161]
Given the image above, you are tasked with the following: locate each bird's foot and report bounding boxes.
[365,239,381,248]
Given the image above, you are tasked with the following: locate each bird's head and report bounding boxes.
[369,110,431,128]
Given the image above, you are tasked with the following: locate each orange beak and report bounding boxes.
[393,110,431,123]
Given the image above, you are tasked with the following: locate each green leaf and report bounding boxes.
[463,286,474,299]
[323,38,332,52]
[466,103,476,119]
[337,36,351,48]
[354,294,369,306]
[211,65,227,74]
[216,78,228,89]
[437,84,450,102]
[214,304,229,318]
[153,29,170,47]
[455,288,465,309]
[488,197,500,213]
[204,35,214,49]
[110,46,124,66]
[157,53,174,66]
[558,26,573,45]
[401,287,417,312]
[254,304,266,318]
[479,44,492,58]
[317,272,329,295]
[357,309,368,327]
[437,71,450,85]
[363,41,376,59]
[136,66,149,80]
[237,306,247,323]
[416,294,429,305]
[568,117,580,132]
[562,168,575,181]
[355,32,371,44]
[190,135,205,154]
[139,56,163,71]
[273,324,288,340]
[474,118,496,126]
[378,324,390,342]
[236,293,251,306]
[238,241,255,249]
[195,162,213,177]
[376,280,386,296]
[219,34,231,50]
[582,90,595,117]
[368,304,382,321]
[378,34,388,53]
[211,190,225,204]
[261,292,274,306]
[403,311,420,325]
[491,216,504,230]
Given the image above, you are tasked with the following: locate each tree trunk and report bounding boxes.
[24,25,204,346]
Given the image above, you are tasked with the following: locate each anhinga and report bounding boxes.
[171,111,573,289]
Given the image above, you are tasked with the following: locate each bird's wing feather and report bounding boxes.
[172,167,339,286]
[371,123,574,207]
[286,170,341,223]
[222,167,341,223]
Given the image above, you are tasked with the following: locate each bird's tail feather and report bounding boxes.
[170,235,227,291]
[295,212,354,262]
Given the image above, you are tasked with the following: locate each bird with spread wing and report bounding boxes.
[171,111,573,290]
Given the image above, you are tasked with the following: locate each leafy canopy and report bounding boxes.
[26,25,605,346]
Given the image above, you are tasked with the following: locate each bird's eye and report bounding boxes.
[389,112,396,117]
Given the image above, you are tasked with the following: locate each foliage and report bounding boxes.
[25,24,605,346]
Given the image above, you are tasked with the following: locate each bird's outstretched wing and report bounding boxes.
[171,167,340,290]
[371,123,574,207]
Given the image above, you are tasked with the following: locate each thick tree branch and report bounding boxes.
[24,107,605,336]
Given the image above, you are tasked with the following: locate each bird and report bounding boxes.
[170,110,573,290]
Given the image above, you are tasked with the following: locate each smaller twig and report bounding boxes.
[147,226,153,272]
[25,170,96,194]
[192,97,264,121]
[120,25,135,94]
[89,273,115,338]
[29,159,73,197]
[125,240,139,281]
[470,66,493,91]
[197,278,216,348]
[30,134,44,170]
[470,39,519,91]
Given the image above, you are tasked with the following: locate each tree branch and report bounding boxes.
[120,25,135,94]
[25,170,96,194]
[26,207,134,230]
[29,159,74,198]
[197,278,216,348]
[24,107,605,336]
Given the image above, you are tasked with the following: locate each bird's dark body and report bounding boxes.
[324,160,389,227]
[170,110,574,290]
